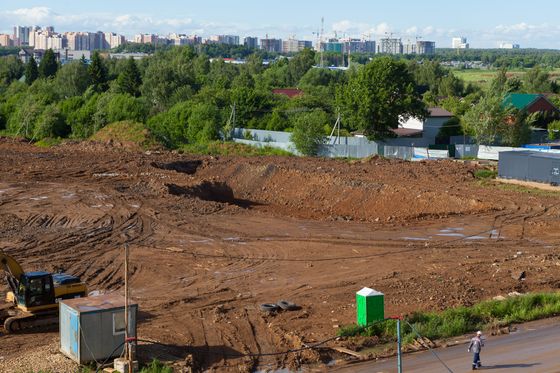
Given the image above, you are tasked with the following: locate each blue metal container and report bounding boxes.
[499,150,560,185]
[60,294,138,364]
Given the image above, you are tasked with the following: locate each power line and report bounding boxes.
[405,320,454,373]
[134,319,388,359]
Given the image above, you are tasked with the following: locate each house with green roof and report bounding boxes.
[503,93,559,115]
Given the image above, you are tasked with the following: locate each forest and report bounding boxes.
[1,45,560,155]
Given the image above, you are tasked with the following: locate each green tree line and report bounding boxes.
[1,46,559,154]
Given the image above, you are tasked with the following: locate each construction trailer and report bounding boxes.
[60,294,137,364]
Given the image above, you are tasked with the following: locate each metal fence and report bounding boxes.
[232,128,459,160]
[232,128,292,143]
[232,138,298,153]
[318,143,379,158]
[384,146,414,160]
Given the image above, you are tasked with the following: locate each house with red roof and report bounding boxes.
[272,88,303,98]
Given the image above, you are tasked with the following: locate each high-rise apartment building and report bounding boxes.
[208,35,240,45]
[499,42,520,49]
[168,33,201,46]
[402,42,416,54]
[340,38,376,53]
[260,38,282,53]
[282,38,300,53]
[0,34,12,47]
[65,32,97,50]
[244,37,259,49]
[416,41,436,55]
[104,32,126,49]
[379,38,403,54]
[452,37,469,49]
[134,34,170,46]
[13,26,33,46]
[28,28,64,50]
[324,38,343,53]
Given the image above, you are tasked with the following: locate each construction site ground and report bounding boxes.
[1,138,559,372]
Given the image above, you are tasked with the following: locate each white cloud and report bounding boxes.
[2,8,560,48]
[0,7,199,36]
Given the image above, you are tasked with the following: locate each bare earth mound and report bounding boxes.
[1,138,559,372]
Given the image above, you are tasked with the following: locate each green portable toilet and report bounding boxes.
[356,287,384,326]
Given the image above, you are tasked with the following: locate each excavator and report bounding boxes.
[0,248,87,333]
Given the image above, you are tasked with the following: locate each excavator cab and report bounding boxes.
[16,272,56,309]
[1,249,87,332]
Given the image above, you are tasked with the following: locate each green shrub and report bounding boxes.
[139,359,173,373]
[474,169,497,179]
[35,137,63,147]
[290,109,328,156]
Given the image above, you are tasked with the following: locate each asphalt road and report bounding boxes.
[332,319,560,373]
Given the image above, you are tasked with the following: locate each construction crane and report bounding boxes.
[319,17,325,67]
[0,248,87,333]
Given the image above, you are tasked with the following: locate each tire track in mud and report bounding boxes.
[3,185,155,289]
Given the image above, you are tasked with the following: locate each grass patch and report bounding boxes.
[34,137,63,147]
[478,179,560,197]
[494,183,560,196]
[451,68,560,88]
[139,359,173,373]
[91,121,161,149]
[338,292,560,344]
[474,169,497,179]
[180,141,293,156]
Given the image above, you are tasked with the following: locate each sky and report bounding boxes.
[2,0,560,49]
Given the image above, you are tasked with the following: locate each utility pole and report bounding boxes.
[124,243,132,373]
[225,103,236,140]
[397,318,402,373]
[329,110,341,145]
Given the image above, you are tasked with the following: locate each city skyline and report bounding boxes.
[2,1,560,48]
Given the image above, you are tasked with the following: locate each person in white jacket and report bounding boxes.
[468,331,484,370]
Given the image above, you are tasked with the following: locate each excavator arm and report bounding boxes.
[0,249,24,296]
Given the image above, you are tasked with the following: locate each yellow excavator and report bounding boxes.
[0,249,87,333]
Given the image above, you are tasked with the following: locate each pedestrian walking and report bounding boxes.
[467,330,484,370]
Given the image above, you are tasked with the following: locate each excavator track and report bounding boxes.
[3,311,58,333]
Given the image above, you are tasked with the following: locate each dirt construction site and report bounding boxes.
[1,138,560,372]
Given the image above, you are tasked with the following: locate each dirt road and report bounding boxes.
[1,139,559,372]
[334,319,560,372]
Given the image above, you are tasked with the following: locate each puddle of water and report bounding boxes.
[30,196,48,201]
[62,193,76,199]
[436,233,465,237]
[223,237,241,241]
[490,229,501,239]
[214,268,254,276]
[93,172,119,177]
[402,237,429,241]
[190,239,213,243]
[130,204,140,208]
[466,236,486,240]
